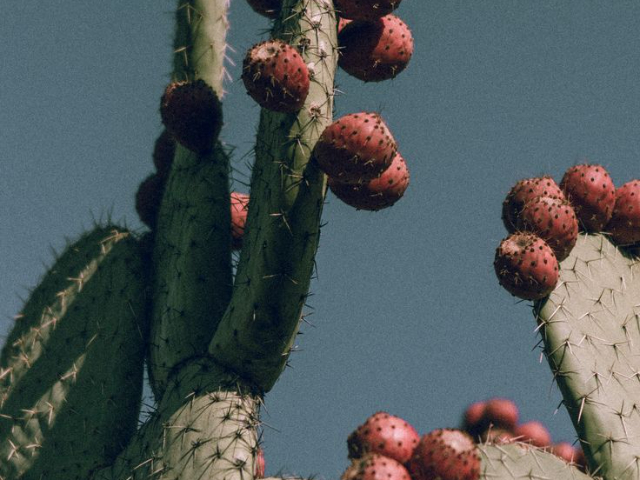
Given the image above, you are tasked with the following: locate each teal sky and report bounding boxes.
[3,1,640,477]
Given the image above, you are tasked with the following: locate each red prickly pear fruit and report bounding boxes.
[480,427,514,445]
[502,176,565,232]
[242,40,310,113]
[254,448,265,478]
[136,174,165,229]
[334,0,402,21]
[341,453,411,480]
[338,17,353,33]
[328,152,409,211]
[606,180,640,246]
[153,129,176,179]
[551,442,578,463]
[483,398,519,430]
[513,421,551,448]
[560,163,616,232]
[160,79,223,154]
[574,447,587,470]
[313,112,397,184]
[462,401,486,438]
[516,196,579,262]
[246,0,280,18]
[406,429,480,480]
[494,232,559,300]
[231,192,250,250]
[338,15,413,82]
[347,411,420,464]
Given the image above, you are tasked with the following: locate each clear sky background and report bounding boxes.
[3,1,640,478]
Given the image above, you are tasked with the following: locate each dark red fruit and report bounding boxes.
[513,421,551,448]
[516,196,579,262]
[494,232,559,300]
[314,112,397,184]
[502,176,565,232]
[347,411,420,464]
[560,163,616,232]
[153,129,176,179]
[606,180,640,246]
[231,192,250,250]
[328,152,409,210]
[334,0,402,21]
[462,401,486,437]
[338,15,413,82]
[483,398,519,430]
[242,40,310,113]
[136,174,165,229]
[551,442,578,463]
[338,17,353,33]
[160,79,223,154]
[246,0,280,18]
[407,429,480,480]
[342,453,411,480]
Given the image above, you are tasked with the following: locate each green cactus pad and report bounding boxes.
[535,233,640,479]
[0,226,150,479]
[479,443,592,479]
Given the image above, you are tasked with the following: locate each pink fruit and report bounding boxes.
[341,453,411,480]
[606,180,640,246]
[313,112,397,184]
[494,232,559,300]
[153,130,176,179]
[160,79,223,154]
[338,17,353,33]
[338,15,413,82]
[136,174,165,229]
[407,429,480,480]
[347,411,420,464]
[502,176,565,232]
[334,0,402,21]
[242,40,310,113]
[255,448,265,478]
[483,398,519,430]
[246,0,280,18]
[560,163,616,232]
[328,152,409,210]
[516,196,579,262]
[513,421,551,448]
[462,402,486,435]
[231,192,250,250]
[551,442,578,463]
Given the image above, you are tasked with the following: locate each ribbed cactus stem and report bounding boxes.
[208,0,338,393]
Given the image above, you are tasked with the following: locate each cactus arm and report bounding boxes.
[208,0,338,393]
[479,443,595,479]
[0,227,150,479]
[148,0,232,398]
[534,233,640,479]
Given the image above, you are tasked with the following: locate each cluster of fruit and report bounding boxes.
[494,163,640,300]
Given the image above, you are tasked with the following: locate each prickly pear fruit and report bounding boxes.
[152,129,176,179]
[559,163,616,232]
[160,79,223,154]
[462,401,486,438]
[338,17,353,33]
[407,429,480,480]
[255,448,265,478]
[483,397,519,430]
[342,453,411,480]
[513,421,551,448]
[502,176,565,232]
[606,179,640,246]
[494,232,559,300]
[551,442,578,464]
[231,192,250,249]
[328,152,409,210]
[480,427,514,445]
[516,196,578,262]
[242,40,310,113]
[314,112,397,184]
[347,411,420,464]
[246,0,280,18]
[334,0,402,21]
[136,174,165,229]
[338,15,413,82]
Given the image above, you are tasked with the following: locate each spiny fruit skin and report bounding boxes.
[314,112,397,184]
[342,453,411,480]
[516,196,578,262]
[153,129,176,179]
[328,152,409,210]
[160,79,223,154]
[231,192,250,250]
[242,40,310,113]
[338,15,413,82]
[406,429,480,480]
[246,0,280,18]
[494,232,559,300]
[334,0,402,21]
[560,163,616,232]
[347,411,420,464]
[502,176,565,233]
[606,179,640,245]
[513,421,551,448]
[136,174,165,229]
